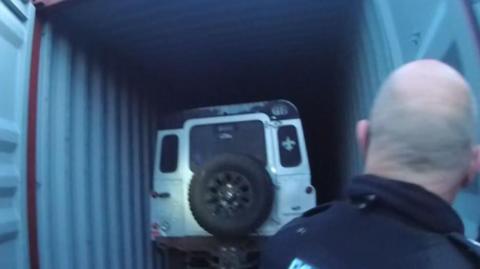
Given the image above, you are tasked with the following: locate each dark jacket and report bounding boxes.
[260,175,480,269]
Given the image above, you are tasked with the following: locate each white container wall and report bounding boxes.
[35,23,159,269]
[344,0,480,238]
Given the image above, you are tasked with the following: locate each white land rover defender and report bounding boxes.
[151,100,316,268]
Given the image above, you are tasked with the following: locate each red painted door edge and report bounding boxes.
[27,15,43,269]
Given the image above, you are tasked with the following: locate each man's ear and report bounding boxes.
[356,119,370,156]
[466,145,480,186]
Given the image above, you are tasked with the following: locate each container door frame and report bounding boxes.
[0,1,35,268]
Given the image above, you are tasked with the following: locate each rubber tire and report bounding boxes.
[189,154,274,238]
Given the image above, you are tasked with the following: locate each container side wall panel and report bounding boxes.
[341,0,396,183]
[36,23,156,269]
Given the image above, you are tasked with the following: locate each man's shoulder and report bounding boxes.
[276,201,361,235]
[399,235,480,269]
[262,200,478,269]
[261,202,360,268]
[277,202,342,231]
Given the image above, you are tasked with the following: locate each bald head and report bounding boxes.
[358,60,479,202]
[374,60,473,119]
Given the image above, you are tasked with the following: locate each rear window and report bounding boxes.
[278,125,301,167]
[160,135,179,173]
[189,120,266,171]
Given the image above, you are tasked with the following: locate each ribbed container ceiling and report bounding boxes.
[36,23,158,269]
[44,0,354,73]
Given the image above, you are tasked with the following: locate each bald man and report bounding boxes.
[261,60,480,269]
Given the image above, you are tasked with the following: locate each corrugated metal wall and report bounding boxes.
[340,0,398,183]
[35,23,158,269]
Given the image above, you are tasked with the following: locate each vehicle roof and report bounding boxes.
[159,99,299,129]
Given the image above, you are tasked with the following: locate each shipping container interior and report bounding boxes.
[41,0,363,201]
[32,1,362,268]
[22,0,480,268]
